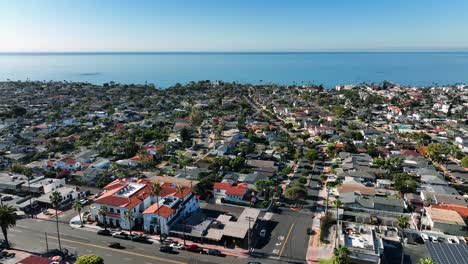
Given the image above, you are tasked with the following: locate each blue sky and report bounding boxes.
[1,0,468,52]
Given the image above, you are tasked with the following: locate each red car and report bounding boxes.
[185,244,203,253]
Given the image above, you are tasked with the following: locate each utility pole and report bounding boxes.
[245,216,255,253]
[45,232,49,252]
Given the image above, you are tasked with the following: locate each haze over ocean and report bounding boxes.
[1,52,468,88]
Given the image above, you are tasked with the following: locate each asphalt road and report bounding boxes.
[7,218,241,264]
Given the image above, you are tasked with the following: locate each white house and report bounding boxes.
[90,179,199,235]
[213,182,249,203]
[50,157,81,171]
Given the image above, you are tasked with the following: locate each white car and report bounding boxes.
[260,229,267,237]
[429,236,438,242]
[169,243,185,250]
[420,233,429,240]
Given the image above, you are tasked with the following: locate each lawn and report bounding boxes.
[318,258,332,264]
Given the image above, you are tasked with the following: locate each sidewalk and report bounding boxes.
[69,215,249,258]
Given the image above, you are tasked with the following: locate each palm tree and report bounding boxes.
[333,199,342,247]
[152,183,162,237]
[0,205,17,249]
[332,245,350,264]
[177,184,186,245]
[419,257,436,264]
[49,191,62,251]
[124,210,134,236]
[396,215,410,229]
[73,200,84,227]
[98,206,108,231]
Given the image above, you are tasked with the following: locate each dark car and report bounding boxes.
[159,245,173,253]
[247,262,262,264]
[307,228,315,235]
[108,242,124,249]
[112,232,130,240]
[97,229,112,236]
[131,234,153,244]
[1,196,13,202]
[249,250,266,258]
[208,249,223,256]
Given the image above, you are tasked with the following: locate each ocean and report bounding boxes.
[1,52,468,88]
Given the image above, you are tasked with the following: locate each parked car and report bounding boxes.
[208,249,223,256]
[108,242,124,249]
[131,234,152,244]
[159,245,174,253]
[169,243,185,250]
[97,229,112,236]
[249,250,265,258]
[112,232,130,240]
[185,244,203,253]
[420,233,429,240]
[1,196,13,202]
[79,198,89,205]
[307,228,315,235]
[259,229,267,237]
[429,236,439,242]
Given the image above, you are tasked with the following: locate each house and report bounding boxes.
[91,179,199,235]
[307,125,336,136]
[337,221,383,264]
[455,136,468,153]
[142,182,199,235]
[213,182,249,204]
[49,157,81,171]
[424,207,467,236]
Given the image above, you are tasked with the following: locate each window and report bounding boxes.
[117,209,120,214]
[110,208,114,213]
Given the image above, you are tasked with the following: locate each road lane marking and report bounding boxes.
[278,222,295,258]
[47,236,185,264]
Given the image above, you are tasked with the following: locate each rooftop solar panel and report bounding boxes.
[426,242,468,264]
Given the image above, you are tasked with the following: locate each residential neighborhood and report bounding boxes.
[0,80,466,264]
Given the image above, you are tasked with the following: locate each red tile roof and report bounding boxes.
[213,182,248,196]
[432,204,468,218]
[143,203,175,218]
[96,179,192,210]
[16,255,51,264]
[94,179,152,209]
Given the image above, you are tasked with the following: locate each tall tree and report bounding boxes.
[98,206,108,231]
[332,245,350,264]
[419,257,436,264]
[396,215,410,229]
[124,210,134,236]
[0,205,16,249]
[73,200,84,228]
[49,191,63,251]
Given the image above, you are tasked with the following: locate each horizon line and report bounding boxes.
[1,49,468,55]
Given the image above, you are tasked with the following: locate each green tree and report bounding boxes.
[73,200,84,227]
[98,206,108,231]
[124,210,134,235]
[255,179,276,193]
[332,245,350,264]
[461,156,468,168]
[393,173,417,193]
[0,205,16,249]
[426,143,449,162]
[190,107,204,126]
[305,149,318,161]
[396,215,409,229]
[419,257,436,264]
[75,254,104,264]
[230,156,245,171]
[285,186,307,201]
[180,127,192,143]
[49,190,63,251]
